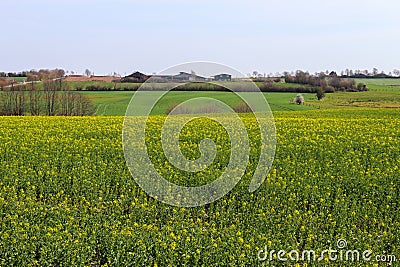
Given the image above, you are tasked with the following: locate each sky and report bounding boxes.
[1,0,399,76]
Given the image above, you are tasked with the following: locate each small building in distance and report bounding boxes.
[121,71,149,83]
[150,71,207,82]
[173,72,207,82]
[212,73,232,81]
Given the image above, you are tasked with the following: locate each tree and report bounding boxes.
[0,78,8,88]
[55,69,65,78]
[27,73,40,82]
[319,79,327,88]
[85,69,92,77]
[316,88,325,100]
[0,84,25,116]
[43,80,58,116]
[372,68,378,76]
[15,85,25,115]
[329,76,341,88]
[0,79,95,116]
[393,69,400,77]
[29,82,41,115]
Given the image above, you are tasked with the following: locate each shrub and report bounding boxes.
[357,83,369,91]
[324,86,335,93]
[294,94,305,105]
[86,84,113,91]
[316,88,325,100]
[232,102,252,113]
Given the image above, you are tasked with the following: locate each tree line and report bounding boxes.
[284,71,368,93]
[339,68,400,78]
[0,80,95,116]
[250,68,400,79]
[0,69,65,81]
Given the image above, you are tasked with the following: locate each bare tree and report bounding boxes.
[73,93,95,116]
[43,80,58,116]
[85,69,92,77]
[56,69,65,78]
[1,78,95,116]
[1,84,25,115]
[60,83,78,116]
[16,85,25,115]
[29,82,41,115]
[0,78,8,89]
[1,87,14,115]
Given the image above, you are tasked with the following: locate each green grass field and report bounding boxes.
[83,91,316,116]
[9,77,27,83]
[76,78,400,115]
[356,78,400,86]
[3,78,400,115]
[356,78,400,91]
[83,89,400,116]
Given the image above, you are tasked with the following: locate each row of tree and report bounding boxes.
[2,67,400,80]
[0,81,95,116]
[284,71,368,92]
[25,69,66,82]
[250,68,400,79]
[339,68,400,78]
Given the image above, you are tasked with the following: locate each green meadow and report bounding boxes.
[82,91,315,116]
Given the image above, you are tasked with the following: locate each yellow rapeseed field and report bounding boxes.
[0,109,399,266]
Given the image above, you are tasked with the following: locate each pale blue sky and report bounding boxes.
[1,0,399,76]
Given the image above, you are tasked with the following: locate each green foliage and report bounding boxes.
[316,87,325,100]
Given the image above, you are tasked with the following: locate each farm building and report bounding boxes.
[173,72,206,82]
[150,72,207,82]
[212,73,232,81]
[121,71,149,83]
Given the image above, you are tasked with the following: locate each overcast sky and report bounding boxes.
[1,0,399,76]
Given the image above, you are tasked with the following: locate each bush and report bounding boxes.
[294,94,305,105]
[357,83,369,91]
[316,88,325,100]
[324,86,335,93]
[258,82,318,93]
[86,85,113,91]
[232,102,252,113]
